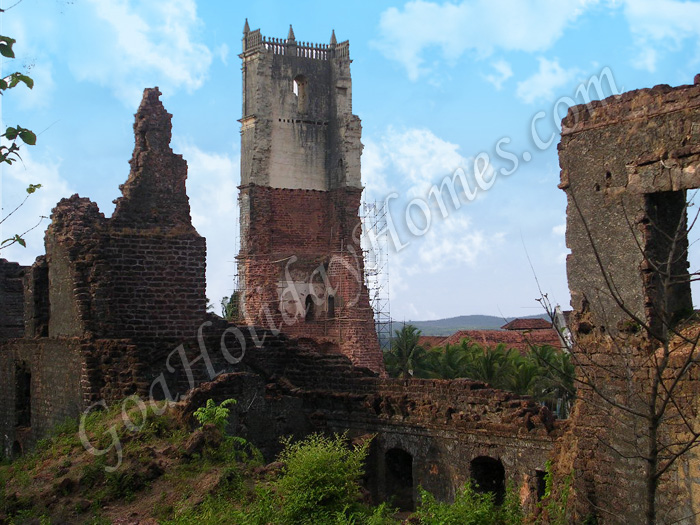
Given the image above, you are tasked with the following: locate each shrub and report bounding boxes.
[193,399,237,433]
[415,481,522,525]
[275,433,370,524]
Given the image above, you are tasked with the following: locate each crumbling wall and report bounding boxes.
[0,88,208,454]
[557,74,700,523]
[0,260,26,340]
[0,339,84,457]
[175,328,558,510]
[560,76,700,335]
[34,88,206,342]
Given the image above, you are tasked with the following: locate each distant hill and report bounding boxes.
[398,313,550,336]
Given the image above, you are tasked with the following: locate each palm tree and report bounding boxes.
[384,324,429,378]
[425,343,470,379]
[466,343,514,388]
[507,358,542,396]
[528,344,576,416]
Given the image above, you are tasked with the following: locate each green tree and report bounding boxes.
[220,292,240,321]
[425,342,470,379]
[465,343,514,388]
[384,324,430,378]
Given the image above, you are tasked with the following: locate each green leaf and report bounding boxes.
[0,36,16,59]
[26,184,42,194]
[19,129,36,145]
[1,235,26,248]
[7,73,34,90]
[4,126,17,140]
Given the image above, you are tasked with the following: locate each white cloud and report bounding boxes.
[621,0,700,72]
[516,57,580,104]
[362,127,503,319]
[0,151,73,264]
[216,43,230,65]
[63,0,213,106]
[483,59,513,90]
[176,139,239,310]
[411,214,502,273]
[363,127,467,201]
[552,223,566,236]
[374,0,596,80]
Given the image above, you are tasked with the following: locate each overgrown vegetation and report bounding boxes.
[415,482,522,525]
[194,398,237,432]
[220,292,241,321]
[1,398,572,524]
[384,325,575,416]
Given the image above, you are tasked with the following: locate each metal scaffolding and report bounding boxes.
[361,200,392,351]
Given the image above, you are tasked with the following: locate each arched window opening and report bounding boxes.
[293,75,308,113]
[328,295,335,318]
[385,448,414,511]
[470,456,505,505]
[305,295,314,322]
[15,362,31,428]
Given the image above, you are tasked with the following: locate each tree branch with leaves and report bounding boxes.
[0,30,43,251]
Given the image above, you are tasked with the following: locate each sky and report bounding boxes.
[1,0,700,322]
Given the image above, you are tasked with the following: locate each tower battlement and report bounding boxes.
[242,23,350,60]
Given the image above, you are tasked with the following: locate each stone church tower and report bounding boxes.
[237,22,384,373]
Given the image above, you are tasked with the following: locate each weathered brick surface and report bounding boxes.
[174,327,558,508]
[560,76,700,335]
[0,339,84,456]
[0,259,26,340]
[0,88,207,455]
[33,89,207,342]
[557,74,700,523]
[238,26,383,373]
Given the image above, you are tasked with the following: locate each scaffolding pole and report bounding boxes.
[361,200,392,351]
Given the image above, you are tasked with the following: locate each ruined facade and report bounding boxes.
[0,88,208,456]
[558,74,700,523]
[0,29,560,514]
[237,24,384,373]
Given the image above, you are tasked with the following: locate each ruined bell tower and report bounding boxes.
[237,22,384,374]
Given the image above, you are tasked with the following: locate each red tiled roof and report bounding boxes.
[501,318,552,331]
[439,328,561,353]
[417,336,447,349]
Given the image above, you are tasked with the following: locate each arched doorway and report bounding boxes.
[470,456,505,504]
[385,448,414,511]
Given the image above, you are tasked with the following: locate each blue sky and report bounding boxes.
[1,0,700,321]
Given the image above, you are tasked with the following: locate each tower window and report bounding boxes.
[305,295,315,322]
[293,75,308,112]
[328,295,335,318]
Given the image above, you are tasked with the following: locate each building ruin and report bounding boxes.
[557,74,700,523]
[0,29,558,511]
